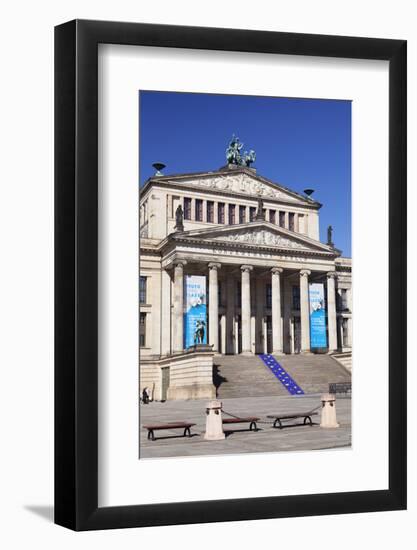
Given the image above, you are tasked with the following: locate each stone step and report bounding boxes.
[330,352,352,373]
[277,354,351,394]
[214,356,288,398]
[215,354,351,398]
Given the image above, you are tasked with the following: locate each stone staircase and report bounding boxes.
[214,355,289,398]
[277,354,351,395]
[330,352,352,373]
[214,354,351,398]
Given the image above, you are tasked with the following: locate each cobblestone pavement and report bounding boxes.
[139,394,351,459]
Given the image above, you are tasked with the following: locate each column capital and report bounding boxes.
[173,259,187,268]
[208,262,221,270]
[271,267,284,275]
[327,271,338,279]
[300,269,311,277]
[241,264,253,273]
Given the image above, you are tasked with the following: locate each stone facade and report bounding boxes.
[139,164,352,399]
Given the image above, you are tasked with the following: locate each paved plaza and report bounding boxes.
[139,393,351,459]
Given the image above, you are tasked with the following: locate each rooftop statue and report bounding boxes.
[327,225,334,247]
[243,149,256,167]
[226,135,256,167]
[174,204,184,232]
[255,197,265,221]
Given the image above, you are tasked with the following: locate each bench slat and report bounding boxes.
[267,412,318,420]
[143,422,195,430]
[222,417,259,424]
[223,416,259,424]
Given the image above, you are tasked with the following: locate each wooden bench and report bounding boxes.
[143,422,196,441]
[329,382,351,395]
[222,417,259,432]
[267,412,318,429]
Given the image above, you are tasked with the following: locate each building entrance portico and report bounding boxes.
[165,250,345,357]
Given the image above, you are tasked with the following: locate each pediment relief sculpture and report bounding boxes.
[177,173,301,203]
[211,228,309,249]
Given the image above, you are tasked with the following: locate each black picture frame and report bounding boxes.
[55,19,407,531]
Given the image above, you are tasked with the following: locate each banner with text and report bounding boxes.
[309,283,328,349]
[184,275,207,348]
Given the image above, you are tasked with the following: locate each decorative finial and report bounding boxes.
[304,188,315,198]
[152,162,166,176]
[327,225,334,247]
[225,135,256,167]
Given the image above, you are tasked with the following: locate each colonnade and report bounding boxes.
[171,260,339,355]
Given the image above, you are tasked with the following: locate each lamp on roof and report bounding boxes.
[303,188,315,199]
[152,162,166,176]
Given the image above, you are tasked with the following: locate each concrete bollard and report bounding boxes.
[204,400,225,440]
[320,393,340,428]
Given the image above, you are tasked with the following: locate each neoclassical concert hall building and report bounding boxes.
[139,146,352,400]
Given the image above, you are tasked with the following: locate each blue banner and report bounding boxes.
[309,283,328,349]
[184,275,207,348]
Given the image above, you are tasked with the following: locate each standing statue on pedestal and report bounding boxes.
[255,196,265,221]
[174,204,184,232]
[327,225,334,247]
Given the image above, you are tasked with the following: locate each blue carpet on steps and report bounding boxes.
[259,354,304,395]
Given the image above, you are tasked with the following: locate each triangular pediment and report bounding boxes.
[172,221,337,255]
[156,168,317,206]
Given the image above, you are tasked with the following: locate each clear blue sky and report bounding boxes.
[139,91,351,256]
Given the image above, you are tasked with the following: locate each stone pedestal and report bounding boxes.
[320,393,340,428]
[165,348,216,401]
[204,400,225,440]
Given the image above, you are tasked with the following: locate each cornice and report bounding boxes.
[140,169,321,210]
[163,235,338,259]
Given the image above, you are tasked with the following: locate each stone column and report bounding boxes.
[255,278,264,353]
[208,262,221,352]
[327,272,338,352]
[161,269,171,355]
[338,317,344,349]
[299,269,311,353]
[283,277,292,354]
[284,211,289,229]
[347,317,353,347]
[226,276,235,354]
[271,267,283,354]
[262,317,268,354]
[241,265,253,354]
[234,317,239,354]
[172,260,186,353]
[220,314,226,354]
[347,287,353,312]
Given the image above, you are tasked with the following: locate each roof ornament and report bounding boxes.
[255,197,265,221]
[152,162,166,176]
[174,204,184,232]
[226,135,256,167]
[327,225,334,248]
